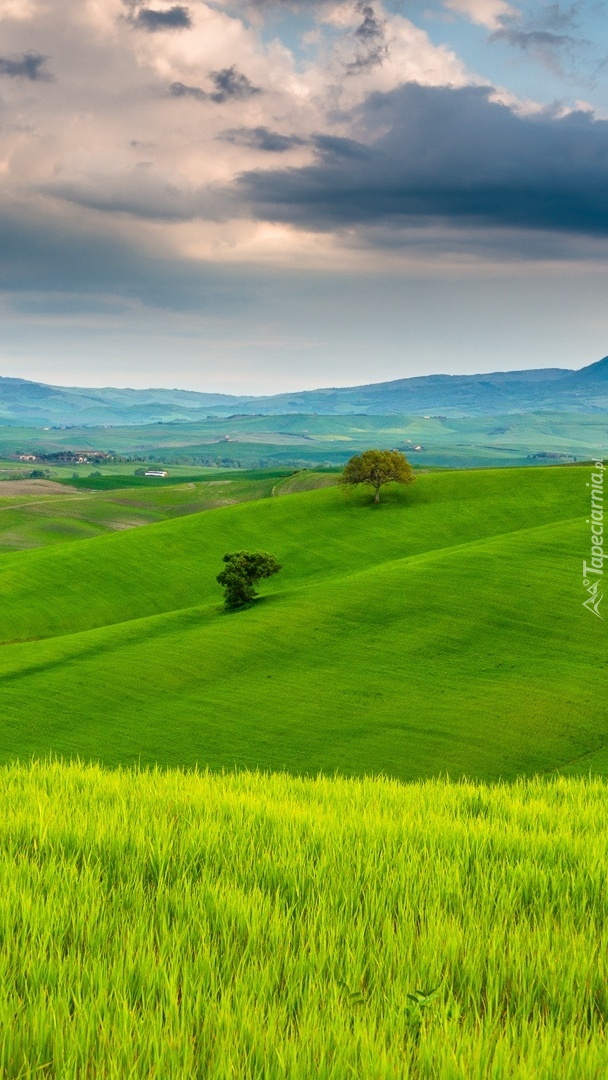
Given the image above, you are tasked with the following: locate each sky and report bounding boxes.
[0,0,608,392]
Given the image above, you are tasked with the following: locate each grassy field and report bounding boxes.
[2,761,608,1078]
[0,464,603,780]
[0,471,334,552]
[54,468,297,490]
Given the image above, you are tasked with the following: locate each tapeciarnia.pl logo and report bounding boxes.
[582,459,605,619]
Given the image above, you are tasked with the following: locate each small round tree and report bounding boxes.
[340,449,414,504]
[217,550,282,610]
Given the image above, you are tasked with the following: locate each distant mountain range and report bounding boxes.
[1,357,607,426]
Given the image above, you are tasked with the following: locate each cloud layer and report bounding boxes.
[0,50,51,79]
[237,83,608,239]
[0,0,607,389]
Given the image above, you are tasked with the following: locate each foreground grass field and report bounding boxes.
[2,761,608,1078]
[0,464,603,779]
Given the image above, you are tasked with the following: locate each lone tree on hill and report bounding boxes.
[340,449,414,504]
[217,550,282,610]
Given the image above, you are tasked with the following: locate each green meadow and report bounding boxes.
[0,470,337,552]
[3,761,608,1079]
[0,461,606,1077]
[0,464,603,780]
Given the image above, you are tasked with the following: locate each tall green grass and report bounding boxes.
[2,762,608,1078]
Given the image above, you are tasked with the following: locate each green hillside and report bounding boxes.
[3,762,608,1079]
[0,473,299,552]
[0,465,603,780]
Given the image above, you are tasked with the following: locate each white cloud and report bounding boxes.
[0,0,594,288]
[0,0,41,19]
[444,0,518,31]
[0,0,478,241]
[0,0,606,391]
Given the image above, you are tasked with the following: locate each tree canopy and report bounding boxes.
[340,449,415,503]
[217,550,282,610]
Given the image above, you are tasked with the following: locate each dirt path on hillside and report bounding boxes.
[0,480,82,496]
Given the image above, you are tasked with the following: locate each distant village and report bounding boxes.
[14,451,114,465]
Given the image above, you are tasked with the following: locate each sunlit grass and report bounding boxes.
[1,761,608,1078]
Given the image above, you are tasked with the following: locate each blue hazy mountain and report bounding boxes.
[0,358,606,426]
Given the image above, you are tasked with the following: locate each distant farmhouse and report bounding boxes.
[144,470,168,477]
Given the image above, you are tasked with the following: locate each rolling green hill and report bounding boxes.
[0,465,603,781]
[0,472,310,552]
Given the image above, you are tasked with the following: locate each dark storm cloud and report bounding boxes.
[0,52,53,81]
[135,6,192,31]
[491,27,582,55]
[209,66,261,102]
[536,3,582,32]
[169,66,260,104]
[355,2,382,41]
[490,3,592,74]
[221,129,372,158]
[220,126,307,152]
[169,81,207,101]
[235,83,608,237]
[312,134,372,159]
[347,1,388,72]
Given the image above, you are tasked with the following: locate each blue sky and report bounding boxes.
[0,0,607,392]
[260,1,608,111]
[413,0,608,111]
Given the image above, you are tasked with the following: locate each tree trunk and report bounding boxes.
[374,486,380,503]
